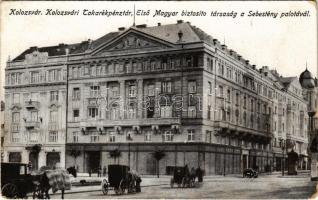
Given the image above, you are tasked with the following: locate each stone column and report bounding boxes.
[137,79,143,118]
[60,148,66,168]
[38,150,46,168]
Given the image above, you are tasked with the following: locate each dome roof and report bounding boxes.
[299,68,315,89]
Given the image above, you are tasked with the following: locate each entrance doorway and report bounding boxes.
[86,151,100,173]
[29,152,38,171]
[243,155,248,170]
[46,152,60,169]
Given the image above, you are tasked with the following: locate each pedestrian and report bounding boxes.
[89,168,92,177]
[196,166,203,182]
[98,165,102,177]
[28,161,32,172]
[103,166,107,177]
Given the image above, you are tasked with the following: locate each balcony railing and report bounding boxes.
[25,121,40,128]
[25,100,40,109]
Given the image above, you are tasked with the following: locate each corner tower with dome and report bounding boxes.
[299,68,318,180]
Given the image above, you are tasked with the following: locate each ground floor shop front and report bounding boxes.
[66,143,277,175]
[3,144,65,171]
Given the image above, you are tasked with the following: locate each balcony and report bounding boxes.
[25,121,40,128]
[25,100,40,109]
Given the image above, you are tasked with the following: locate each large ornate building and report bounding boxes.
[3,21,310,175]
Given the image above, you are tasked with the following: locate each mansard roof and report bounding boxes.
[12,22,201,61]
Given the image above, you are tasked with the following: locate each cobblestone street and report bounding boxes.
[49,173,316,199]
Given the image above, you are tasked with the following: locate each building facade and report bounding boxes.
[4,48,67,170]
[3,21,309,175]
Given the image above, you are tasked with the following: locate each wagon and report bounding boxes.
[170,166,195,188]
[243,168,258,178]
[101,165,138,195]
[1,162,35,198]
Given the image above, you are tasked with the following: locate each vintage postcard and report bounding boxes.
[0,1,317,199]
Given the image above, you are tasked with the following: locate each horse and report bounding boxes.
[33,166,77,199]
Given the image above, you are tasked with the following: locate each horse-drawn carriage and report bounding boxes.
[1,162,35,198]
[1,162,76,199]
[101,164,141,195]
[170,166,196,188]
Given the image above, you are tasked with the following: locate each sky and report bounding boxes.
[0,1,317,101]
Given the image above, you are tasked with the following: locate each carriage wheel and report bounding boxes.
[170,178,174,188]
[2,183,18,198]
[101,179,109,195]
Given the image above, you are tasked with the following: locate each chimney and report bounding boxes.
[136,24,147,28]
[177,20,184,24]
[213,39,218,45]
[238,55,242,60]
[58,43,65,47]
[252,65,256,69]
[118,27,125,31]
[245,60,249,65]
[157,23,161,26]
[30,46,38,51]
[178,30,183,42]
[221,45,227,50]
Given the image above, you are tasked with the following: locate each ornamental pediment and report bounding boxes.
[92,29,174,56]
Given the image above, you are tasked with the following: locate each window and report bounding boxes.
[49,131,58,142]
[128,85,137,97]
[127,104,136,119]
[188,106,196,118]
[49,110,57,122]
[72,88,80,100]
[208,82,212,94]
[218,86,223,97]
[236,93,239,105]
[11,132,20,143]
[73,109,79,121]
[29,131,38,142]
[90,86,100,97]
[162,81,172,93]
[227,89,231,101]
[10,73,22,85]
[109,132,116,142]
[163,131,173,142]
[13,93,20,104]
[73,132,79,143]
[145,131,152,142]
[31,71,40,83]
[50,91,59,102]
[110,105,120,120]
[48,69,61,82]
[206,130,212,143]
[188,81,196,93]
[90,134,99,142]
[31,111,38,122]
[12,112,20,123]
[187,130,195,141]
[160,106,172,118]
[148,84,155,96]
[88,107,98,118]
[111,86,119,97]
[207,105,211,120]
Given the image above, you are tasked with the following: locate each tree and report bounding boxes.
[109,148,121,164]
[69,149,81,167]
[152,150,166,178]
